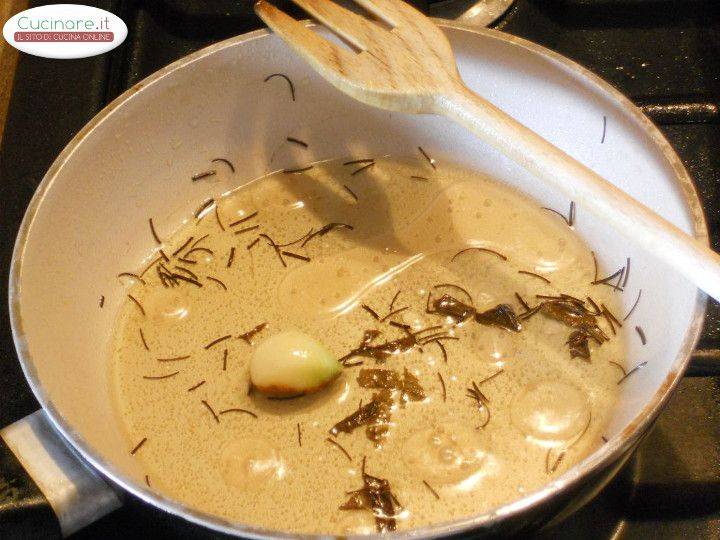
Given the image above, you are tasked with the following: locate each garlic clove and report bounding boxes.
[250,330,342,396]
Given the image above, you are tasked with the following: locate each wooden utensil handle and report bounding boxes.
[437,83,720,301]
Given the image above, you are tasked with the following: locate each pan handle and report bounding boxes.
[0,410,122,538]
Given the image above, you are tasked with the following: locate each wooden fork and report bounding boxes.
[255,0,720,302]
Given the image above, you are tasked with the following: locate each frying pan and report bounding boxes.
[1,21,706,538]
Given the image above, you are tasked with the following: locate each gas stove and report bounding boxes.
[0,1,718,538]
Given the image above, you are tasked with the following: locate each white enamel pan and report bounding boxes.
[2,21,706,538]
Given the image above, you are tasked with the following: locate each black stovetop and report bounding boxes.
[0,1,718,538]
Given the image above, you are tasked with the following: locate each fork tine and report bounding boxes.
[255,1,357,78]
[350,0,419,27]
[288,0,378,51]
